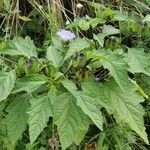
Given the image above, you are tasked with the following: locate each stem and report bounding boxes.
[0,56,17,64]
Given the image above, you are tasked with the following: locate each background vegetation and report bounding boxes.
[0,0,150,150]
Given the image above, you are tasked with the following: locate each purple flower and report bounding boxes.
[57,29,76,41]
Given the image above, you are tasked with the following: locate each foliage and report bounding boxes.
[0,0,150,149]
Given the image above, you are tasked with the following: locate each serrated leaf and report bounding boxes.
[28,94,53,144]
[53,93,90,150]
[76,94,103,130]
[101,79,149,144]
[1,36,37,58]
[82,77,149,144]
[12,74,47,94]
[80,79,149,144]
[46,45,64,68]
[87,50,131,91]
[81,81,112,114]
[62,79,103,130]
[64,38,91,60]
[126,48,150,76]
[0,70,16,101]
[5,94,30,144]
[73,130,87,145]
[63,77,148,143]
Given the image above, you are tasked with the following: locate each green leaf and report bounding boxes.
[3,0,11,11]
[28,94,53,144]
[62,79,103,130]
[126,48,150,76]
[75,95,103,130]
[79,19,90,31]
[94,25,120,47]
[46,45,64,68]
[0,41,8,52]
[81,79,149,144]
[53,93,90,150]
[101,79,149,144]
[102,25,120,36]
[81,81,112,114]
[0,70,16,101]
[51,37,64,50]
[88,2,105,10]
[1,36,37,58]
[143,14,150,23]
[94,33,105,47]
[89,18,104,28]
[5,94,30,144]
[0,101,5,112]
[73,130,87,145]
[113,11,127,21]
[102,7,114,19]
[87,50,131,91]
[79,79,148,144]
[64,38,91,60]
[12,74,47,94]
[66,19,80,29]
